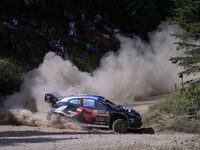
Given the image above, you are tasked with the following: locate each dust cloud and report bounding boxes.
[4,109,80,129]
[3,21,184,127]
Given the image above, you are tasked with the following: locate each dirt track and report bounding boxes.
[0,95,200,150]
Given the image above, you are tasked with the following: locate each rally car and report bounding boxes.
[45,94,142,133]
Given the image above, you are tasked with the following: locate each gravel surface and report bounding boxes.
[0,125,199,150]
[0,95,199,150]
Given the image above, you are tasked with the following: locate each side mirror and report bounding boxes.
[44,94,58,104]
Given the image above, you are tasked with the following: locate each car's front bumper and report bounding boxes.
[128,118,143,129]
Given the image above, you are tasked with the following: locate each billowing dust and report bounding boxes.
[3,109,80,129]
[2,21,185,128]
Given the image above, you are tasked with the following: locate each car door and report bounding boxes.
[76,98,96,123]
[93,100,109,125]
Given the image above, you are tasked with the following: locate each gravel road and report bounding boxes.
[0,125,199,150]
[0,95,199,150]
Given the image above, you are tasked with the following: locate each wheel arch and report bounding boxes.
[109,113,128,129]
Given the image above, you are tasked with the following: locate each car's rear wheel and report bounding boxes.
[112,119,128,133]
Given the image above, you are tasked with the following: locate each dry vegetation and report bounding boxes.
[143,93,200,133]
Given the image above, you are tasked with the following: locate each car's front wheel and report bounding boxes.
[112,119,128,133]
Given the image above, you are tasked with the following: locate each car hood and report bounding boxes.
[114,105,135,113]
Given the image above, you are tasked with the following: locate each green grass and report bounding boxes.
[143,91,200,133]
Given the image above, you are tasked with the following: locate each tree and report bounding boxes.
[170,0,200,103]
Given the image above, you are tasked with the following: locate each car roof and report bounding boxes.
[59,94,104,102]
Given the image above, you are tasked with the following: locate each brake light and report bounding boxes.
[52,104,59,108]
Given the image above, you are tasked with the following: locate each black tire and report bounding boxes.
[112,119,128,133]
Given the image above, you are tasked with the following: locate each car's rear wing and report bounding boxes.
[44,93,59,104]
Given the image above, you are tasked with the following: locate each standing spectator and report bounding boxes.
[29,17,36,29]
[54,44,62,56]
[48,39,55,49]
[35,18,39,29]
[41,20,48,32]
[19,14,27,27]
[81,12,85,22]
[48,23,56,37]
[70,13,75,22]
[90,39,96,52]
[12,17,19,28]
[64,10,68,17]
[113,26,120,34]
[95,36,100,53]
[96,12,102,23]
[69,21,75,29]
[10,33,21,52]
[57,39,63,47]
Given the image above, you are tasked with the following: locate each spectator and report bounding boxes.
[12,17,19,28]
[103,23,112,35]
[48,23,56,37]
[89,17,97,30]
[68,29,74,37]
[48,39,55,49]
[54,44,62,56]
[57,39,63,47]
[64,10,68,18]
[81,10,86,22]
[2,19,14,29]
[96,12,102,23]
[113,26,120,34]
[59,46,67,58]
[19,14,27,27]
[89,39,96,52]
[86,43,91,51]
[70,13,75,22]
[95,36,100,53]
[69,21,75,29]
[29,17,36,29]
[41,20,48,32]
[10,33,21,52]
[35,18,40,29]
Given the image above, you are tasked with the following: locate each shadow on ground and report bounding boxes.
[127,127,155,134]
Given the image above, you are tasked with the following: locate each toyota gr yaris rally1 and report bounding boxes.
[45,94,142,133]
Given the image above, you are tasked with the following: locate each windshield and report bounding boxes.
[104,99,117,108]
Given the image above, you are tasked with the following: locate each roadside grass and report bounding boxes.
[143,91,200,133]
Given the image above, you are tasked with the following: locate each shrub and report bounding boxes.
[0,59,23,103]
[143,91,200,133]
[0,24,8,51]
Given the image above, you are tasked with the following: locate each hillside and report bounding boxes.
[0,17,120,72]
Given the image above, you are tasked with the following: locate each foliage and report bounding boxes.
[0,24,7,51]
[0,0,174,38]
[143,93,200,133]
[170,0,200,104]
[170,0,200,80]
[149,91,200,114]
[24,0,38,5]
[67,0,174,37]
[0,59,23,99]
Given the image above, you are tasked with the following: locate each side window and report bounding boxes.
[95,101,106,110]
[69,99,81,105]
[83,99,95,108]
